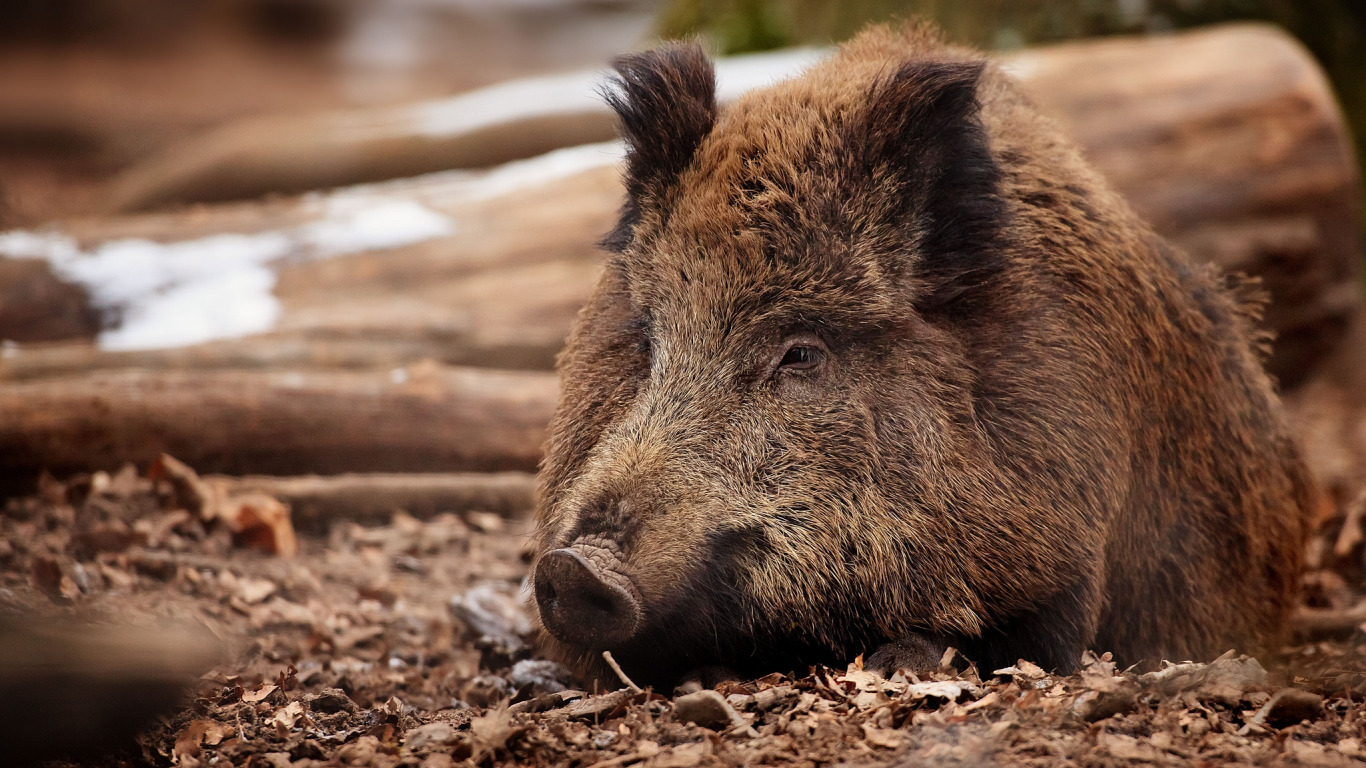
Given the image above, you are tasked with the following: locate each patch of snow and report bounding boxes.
[453,141,624,202]
[411,69,603,139]
[999,50,1041,82]
[0,200,453,351]
[0,231,80,261]
[302,198,454,254]
[410,47,829,139]
[714,48,828,102]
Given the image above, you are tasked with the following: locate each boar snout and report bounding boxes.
[534,544,642,648]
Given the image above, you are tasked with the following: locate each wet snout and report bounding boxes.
[534,544,642,648]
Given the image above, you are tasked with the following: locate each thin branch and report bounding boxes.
[602,651,642,693]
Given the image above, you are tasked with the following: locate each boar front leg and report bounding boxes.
[866,632,949,676]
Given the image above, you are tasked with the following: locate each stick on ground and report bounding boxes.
[602,651,642,694]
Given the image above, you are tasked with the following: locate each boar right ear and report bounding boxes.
[861,59,1007,313]
[600,41,718,252]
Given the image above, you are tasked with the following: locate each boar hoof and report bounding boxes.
[534,546,642,647]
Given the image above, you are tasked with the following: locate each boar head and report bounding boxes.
[530,36,1107,689]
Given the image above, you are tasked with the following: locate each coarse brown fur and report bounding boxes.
[531,22,1317,690]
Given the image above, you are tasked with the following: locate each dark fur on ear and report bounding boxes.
[600,41,718,252]
[860,60,1007,313]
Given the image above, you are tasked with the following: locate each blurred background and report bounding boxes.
[665,0,1366,180]
[0,0,1363,226]
[0,0,1363,509]
[3,8,1366,759]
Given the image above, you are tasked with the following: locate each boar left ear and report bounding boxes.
[861,59,1007,313]
[600,41,718,252]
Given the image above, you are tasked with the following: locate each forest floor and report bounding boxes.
[2,461,1365,768]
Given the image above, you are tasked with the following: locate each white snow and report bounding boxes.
[998,50,1041,82]
[0,199,453,351]
[439,141,624,202]
[412,69,605,139]
[0,46,834,352]
[411,47,829,139]
[714,48,829,101]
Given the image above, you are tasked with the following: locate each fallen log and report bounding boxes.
[0,364,557,486]
[104,48,825,213]
[215,471,538,529]
[0,335,559,382]
[0,148,617,373]
[0,257,98,343]
[2,24,1357,386]
[1013,24,1360,385]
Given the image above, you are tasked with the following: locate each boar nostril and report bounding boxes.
[534,547,642,648]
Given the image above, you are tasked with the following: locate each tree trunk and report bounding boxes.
[1015,24,1360,386]
[1,25,1361,485]
[2,24,1356,386]
[214,471,538,529]
[0,365,557,487]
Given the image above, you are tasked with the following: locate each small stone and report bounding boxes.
[1071,685,1137,722]
[449,581,530,651]
[308,688,358,714]
[752,685,798,710]
[1266,688,1324,727]
[510,658,573,694]
[462,674,511,708]
[404,722,456,752]
[673,690,745,731]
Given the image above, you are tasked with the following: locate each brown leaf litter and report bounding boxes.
[1,462,1364,767]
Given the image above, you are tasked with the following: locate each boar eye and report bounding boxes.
[772,335,826,377]
[780,346,818,368]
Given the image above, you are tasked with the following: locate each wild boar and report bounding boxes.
[529,23,1316,689]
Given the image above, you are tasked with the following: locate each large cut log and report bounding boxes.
[105,48,825,213]
[216,471,538,529]
[2,24,1357,388]
[1010,26,1361,386]
[0,146,620,376]
[0,364,557,485]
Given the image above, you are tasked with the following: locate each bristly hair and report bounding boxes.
[858,59,1008,315]
[599,40,718,253]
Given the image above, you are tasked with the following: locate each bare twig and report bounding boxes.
[602,651,641,693]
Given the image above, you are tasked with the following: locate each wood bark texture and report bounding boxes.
[0,24,1360,482]
[0,365,557,484]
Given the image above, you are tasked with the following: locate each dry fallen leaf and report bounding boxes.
[862,723,904,749]
[242,683,279,704]
[648,740,711,768]
[174,719,230,761]
[235,577,278,605]
[212,489,298,558]
[151,455,299,556]
[272,700,306,738]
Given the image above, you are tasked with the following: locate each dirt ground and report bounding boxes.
[1,461,1364,768]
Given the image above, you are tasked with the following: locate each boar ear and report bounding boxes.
[862,60,1007,313]
[600,41,718,252]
